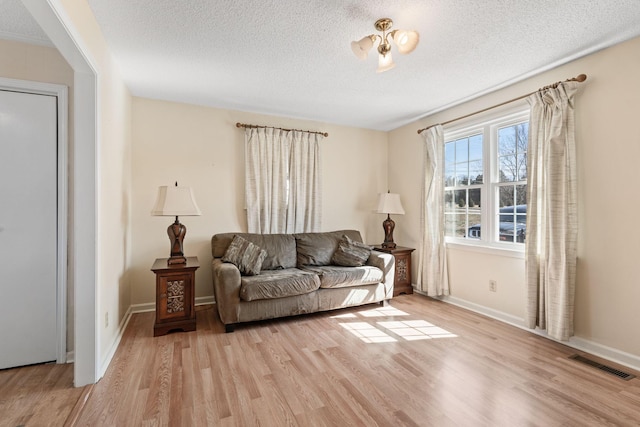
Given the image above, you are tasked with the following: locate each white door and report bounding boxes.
[0,89,58,369]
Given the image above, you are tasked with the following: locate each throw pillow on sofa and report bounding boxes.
[331,235,372,267]
[222,235,267,276]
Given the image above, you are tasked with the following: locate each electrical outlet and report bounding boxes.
[489,280,497,292]
[105,312,109,327]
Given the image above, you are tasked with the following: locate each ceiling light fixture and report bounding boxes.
[351,18,419,73]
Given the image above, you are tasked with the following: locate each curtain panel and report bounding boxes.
[525,81,579,341]
[417,125,449,296]
[244,128,322,234]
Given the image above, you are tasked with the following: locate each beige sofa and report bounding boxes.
[211,230,395,332]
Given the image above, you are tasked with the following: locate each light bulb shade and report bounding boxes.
[393,29,419,54]
[376,52,396,73]
[151,185,201,216]
[376,192,405,215]
[351,36,374,60]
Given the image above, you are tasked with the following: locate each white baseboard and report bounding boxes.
[99,305,133,379]
[435,294,640,373]
[196,295,216,306]
[130,302,155,313]
[130,295,216,314]
[66,350,74,363]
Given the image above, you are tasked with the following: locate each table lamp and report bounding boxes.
[151,182,201,265]
[376,191,405,249]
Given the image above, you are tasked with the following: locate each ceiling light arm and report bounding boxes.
[375,18,393,57]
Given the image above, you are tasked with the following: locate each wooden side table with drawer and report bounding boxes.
[151,256,199,336]
[372,246,415,296]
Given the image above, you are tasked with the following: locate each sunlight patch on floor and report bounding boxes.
[337,307,457,343]
[378,320,458,341]
[331,313,358,319]
[339,322,397,343]
[357,307,410,318]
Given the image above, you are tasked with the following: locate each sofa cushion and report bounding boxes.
[222,235,267,276]
[240,269,321,301]
[212,232,297,270]
[295,230,363,267]
[300,265,383,289]
[331,235,372,267]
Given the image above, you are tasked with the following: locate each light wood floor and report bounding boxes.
[3,295,640,426]
[0,361,86,426]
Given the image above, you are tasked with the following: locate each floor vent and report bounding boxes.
[569,354,636,381]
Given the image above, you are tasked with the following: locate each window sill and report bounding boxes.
[445,241,525,259]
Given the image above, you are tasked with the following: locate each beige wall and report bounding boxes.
[0,39,76,349]
[130,98,389,306]
[0,39,73,84]
[389,36,640,359]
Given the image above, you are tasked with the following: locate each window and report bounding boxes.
[444,108,529,246]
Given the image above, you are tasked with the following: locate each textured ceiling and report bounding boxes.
[3,1,640,130]
[0,0,50,46]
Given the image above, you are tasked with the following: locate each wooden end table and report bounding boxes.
[373,246,415,296]
[151,256,199,336]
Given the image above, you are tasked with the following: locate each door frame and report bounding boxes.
[0,77,68,364]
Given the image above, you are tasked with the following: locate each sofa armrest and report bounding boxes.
[367,251,395,299]
[211,258,242,325]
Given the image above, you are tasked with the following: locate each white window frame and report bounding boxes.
[443,103,530,255]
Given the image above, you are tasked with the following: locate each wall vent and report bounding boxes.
[569,354,636,381]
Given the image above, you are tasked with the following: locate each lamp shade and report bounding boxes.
[151,185,201,216]
[376,192,405,215]
[351,35,374,60]
[393,29,419,54]
[376,52,396,73]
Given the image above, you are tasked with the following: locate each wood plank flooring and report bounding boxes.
[0,361,85,426]
[3,295,640,426]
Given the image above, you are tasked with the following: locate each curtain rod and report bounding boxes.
[416,73,587,135]
[236,122,328,137]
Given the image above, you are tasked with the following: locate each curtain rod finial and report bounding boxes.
[576,74,587,82]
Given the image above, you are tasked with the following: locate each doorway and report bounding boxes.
[0,78,68,370]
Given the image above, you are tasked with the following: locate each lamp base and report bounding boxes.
[167,216,187,265]
[167,256,187,265]
[382,214,397,249]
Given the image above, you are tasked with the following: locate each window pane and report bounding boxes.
[468,188,481,209]
[498,126,516,155]
[444,190,455,212]
[445,142,455,165]
[456,164,469,186]
[469,134,483,161]
[515,184,527,206]
[445,214,466,237]
[515,186,527,242]
[455,138,468,163]
[516,153,527,180]
[467,188,481,240]
[497,203,515,243]
[497,185,526,244]
[444,214,456,237]
[452,214,466,237]
[499,155,517,182]
[498,185,515,208]
[467,213,481,239]
[454,189,466,208]
[516,122,529,154]
[469,160,483,184]
[445,165,455,187]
